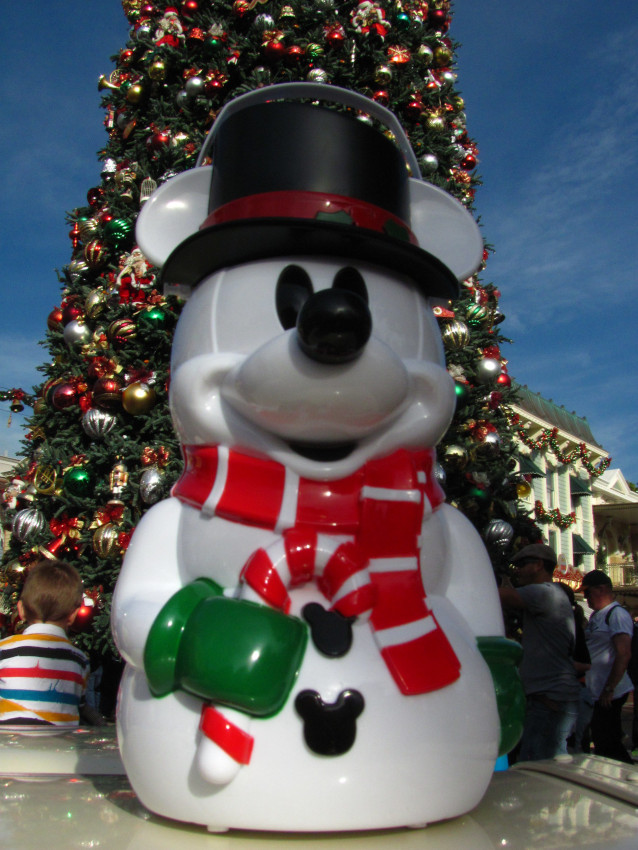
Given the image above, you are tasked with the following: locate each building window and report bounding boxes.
[547,472,557,507]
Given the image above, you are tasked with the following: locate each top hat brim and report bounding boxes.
[160,216,459,300]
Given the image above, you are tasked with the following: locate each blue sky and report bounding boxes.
[1,2,636,482]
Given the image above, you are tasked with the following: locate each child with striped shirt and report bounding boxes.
[0,560,89,726]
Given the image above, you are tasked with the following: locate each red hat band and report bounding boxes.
[200,190,418,247]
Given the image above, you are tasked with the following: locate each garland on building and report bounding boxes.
[507,414,611,478]
[533,501,577,530]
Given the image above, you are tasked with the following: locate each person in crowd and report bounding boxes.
[0,560,89,726]
[499,543,581,761]
[580,570,634,763]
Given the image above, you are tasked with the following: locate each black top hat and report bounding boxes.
[159,100,459,299]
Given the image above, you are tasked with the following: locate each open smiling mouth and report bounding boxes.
[287,441,357,462]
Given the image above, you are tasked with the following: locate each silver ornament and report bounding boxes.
[140,466,163,504]
[63,319,90,348]
[176,89,190,108]
[420,153,439,173]
[416,45,434,66]
[82,408,116,440]
[133,23,152,40]
[481,431,501,455]
[65,259,89,283]
[12,508,46,543]
[185,76,205,96]
[483,519,514,550]
[101,158,117,177]
[433,462,446,487]
[306,68,329,84]
[476,357,501,385]
[253,13,275,29]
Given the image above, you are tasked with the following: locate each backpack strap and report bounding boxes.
[604,603,623,625]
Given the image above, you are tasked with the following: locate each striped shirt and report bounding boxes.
[0,624,89,726]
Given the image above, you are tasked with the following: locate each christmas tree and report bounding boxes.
[1,0,532,686]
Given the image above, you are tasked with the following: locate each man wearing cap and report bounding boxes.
[580,570,633,763]
[499,543,581,760]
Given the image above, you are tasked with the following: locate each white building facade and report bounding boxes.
[510,386,638,589]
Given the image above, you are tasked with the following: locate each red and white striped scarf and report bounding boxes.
[172,445,460,695]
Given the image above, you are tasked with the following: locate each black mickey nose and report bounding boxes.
[296,289,372,364]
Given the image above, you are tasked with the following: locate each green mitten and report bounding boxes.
[144,578,307,717]
[477,636,525,757]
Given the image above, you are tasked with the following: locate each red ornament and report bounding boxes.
[87,356,117,381]
[372,90,390,106]
[69,222,81,248]
[204,70,228,92]
[86,187,104,207]
[429,9,449,31]
[487,391,503,410]
[286,45,305,64]
[146,131,170,151]
[107,318,137,346]
[482,344,500,359]
[181,0,198,16]
[84,239,107,269]
[71,599,97,633]
[324,24,346,47]
[61,302,84,326]
[405,98,424,120]
[388,45,410,64]
[263,39,286,61]
[92,377,123,410]
[496,372,512,388]
[232,0,250,17]
[461,154,477,170]
[47,307,64,331]
[51,383,78,411]
[187,26,205,45]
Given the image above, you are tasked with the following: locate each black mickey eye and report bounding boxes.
[276,265,314,330]
[332,267,368,304]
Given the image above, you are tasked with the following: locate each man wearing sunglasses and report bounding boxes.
[499,543,581,761]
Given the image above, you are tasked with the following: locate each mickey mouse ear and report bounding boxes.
[135,166,212,267]
[408,179,484,282]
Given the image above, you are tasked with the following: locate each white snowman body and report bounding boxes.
[111,86,514,832]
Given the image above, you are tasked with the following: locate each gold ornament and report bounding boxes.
[374,65,393,84]
[516,480,532,499]
[33,464,57,495]
[93,523,121,559]
[126,83,145,104]
[78,217,99,243]
[441,320,470,350]
[122,382,157,415]
[149,59,167,81]
[444,444,469,470]
[85,289,106,320]
[433,45,452,66]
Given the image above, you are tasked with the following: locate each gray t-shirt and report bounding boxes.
[585,603,634,701]
[517,582,581,702]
